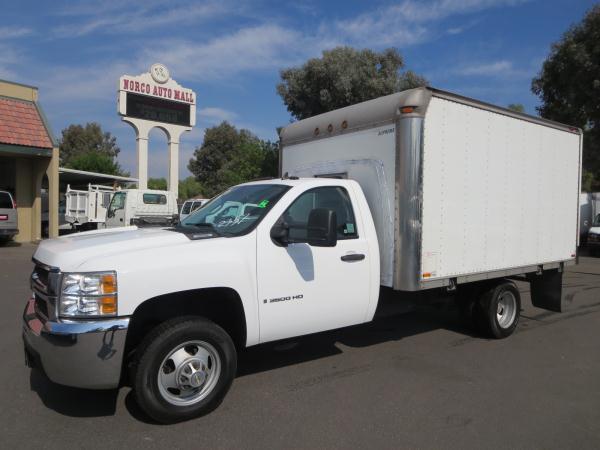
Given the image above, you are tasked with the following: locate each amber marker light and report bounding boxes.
[401,106,415,114]
[101,273,117,294]
[422,272,432,278]
[99,296,117,315]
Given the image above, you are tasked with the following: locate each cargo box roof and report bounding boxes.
[279,87,580,146]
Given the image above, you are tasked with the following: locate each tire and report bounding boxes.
[133,317,237,424]
[474,281,521,339]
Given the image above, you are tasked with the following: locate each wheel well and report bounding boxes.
[123,287,247,366]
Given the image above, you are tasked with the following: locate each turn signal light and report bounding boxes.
[99,296,117,315]
[101,274,117,294]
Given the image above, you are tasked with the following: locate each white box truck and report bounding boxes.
[22,87,582,423]
[104,188,178,228]
[65,184,114,230]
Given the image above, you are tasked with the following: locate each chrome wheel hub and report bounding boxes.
[496,291,517,329]
[157,340,221,406]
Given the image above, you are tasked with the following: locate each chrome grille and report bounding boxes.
[31,260,60,321]
[34,294,49,318]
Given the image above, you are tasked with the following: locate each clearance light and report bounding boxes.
[422,272,432,278]
[401,106,415,114]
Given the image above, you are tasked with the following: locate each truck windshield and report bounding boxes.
[181,184,290,236]
[107,192,126,217]
[594,214,600,227]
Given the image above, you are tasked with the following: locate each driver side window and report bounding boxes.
[283,186,358,241]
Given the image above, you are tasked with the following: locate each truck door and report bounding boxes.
[256,185,371,343]
[105,192,126,228]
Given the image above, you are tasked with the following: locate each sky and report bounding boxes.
[1,0,597,179]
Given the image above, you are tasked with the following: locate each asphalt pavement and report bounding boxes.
[1,242,599,449]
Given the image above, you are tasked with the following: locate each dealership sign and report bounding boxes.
[117,63,196,127]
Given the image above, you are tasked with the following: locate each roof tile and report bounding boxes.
[0,97,53,149]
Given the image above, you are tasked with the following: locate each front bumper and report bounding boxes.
[22,297,129,389]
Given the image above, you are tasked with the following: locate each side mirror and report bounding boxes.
[307,208,337,247]
[270,221,289,246]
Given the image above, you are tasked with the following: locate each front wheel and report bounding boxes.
[133,317,237,423]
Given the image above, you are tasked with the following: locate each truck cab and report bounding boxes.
[23,178,379,423]
[105,189,178,228]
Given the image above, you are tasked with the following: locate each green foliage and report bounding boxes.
[532,5,600,189]
[148,177,204,199]
[188,122,278,197]
[68,151,125,176]
[179,176,204,199]
[59,122,120,166]
[507,103,525,113]
[277,46,427,120]
[582,170,595,193]
[148,177,167,190]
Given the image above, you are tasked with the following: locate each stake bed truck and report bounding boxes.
[22,87,582,423]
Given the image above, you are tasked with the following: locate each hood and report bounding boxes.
[34,226,191,270]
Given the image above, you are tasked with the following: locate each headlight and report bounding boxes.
[59,272,118,317]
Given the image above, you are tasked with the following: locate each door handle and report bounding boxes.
[341,253,365,262]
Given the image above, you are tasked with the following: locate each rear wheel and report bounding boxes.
[133,317,237,423]
[474,281,521,339]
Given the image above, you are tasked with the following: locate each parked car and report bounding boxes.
[179,198,209,221]
[23,87,582,424]
[0,190,18,243]
[587,213,600,255]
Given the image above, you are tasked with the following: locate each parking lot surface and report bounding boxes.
[2,243,600,449]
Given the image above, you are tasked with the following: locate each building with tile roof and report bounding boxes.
[0,79,59,242]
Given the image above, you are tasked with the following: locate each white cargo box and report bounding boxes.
[65,184,114,226]
[280,87,582,291]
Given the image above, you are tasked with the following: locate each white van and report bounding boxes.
[105,189,178,228]
[179,198,209,221]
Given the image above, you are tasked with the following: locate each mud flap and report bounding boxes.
[528,269,564,312]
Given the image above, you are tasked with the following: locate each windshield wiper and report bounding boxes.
[173,222,223,237]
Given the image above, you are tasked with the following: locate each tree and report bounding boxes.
[532,5,600,190]
[179,177,204,199]
[146,177,204,199]
[59,122,121,166]
[507,103,525,113]
[148,178,167,190]
[188,122,278,197]
[68,151,125,176]
[277,47,427,120]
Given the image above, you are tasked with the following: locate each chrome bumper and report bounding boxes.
[22,297,130,389]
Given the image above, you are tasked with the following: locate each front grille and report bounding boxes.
[34,294,49,318]
[31,260,60,321]
[32,265,50,293]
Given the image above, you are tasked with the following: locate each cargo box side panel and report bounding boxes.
[421,96,580,281]
[282,124,396,287]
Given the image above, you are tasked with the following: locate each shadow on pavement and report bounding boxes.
[29,369,119,417]
[236,294,476,377]
[29,291,477,423]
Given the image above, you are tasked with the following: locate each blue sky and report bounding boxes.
[1,0,596,179]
